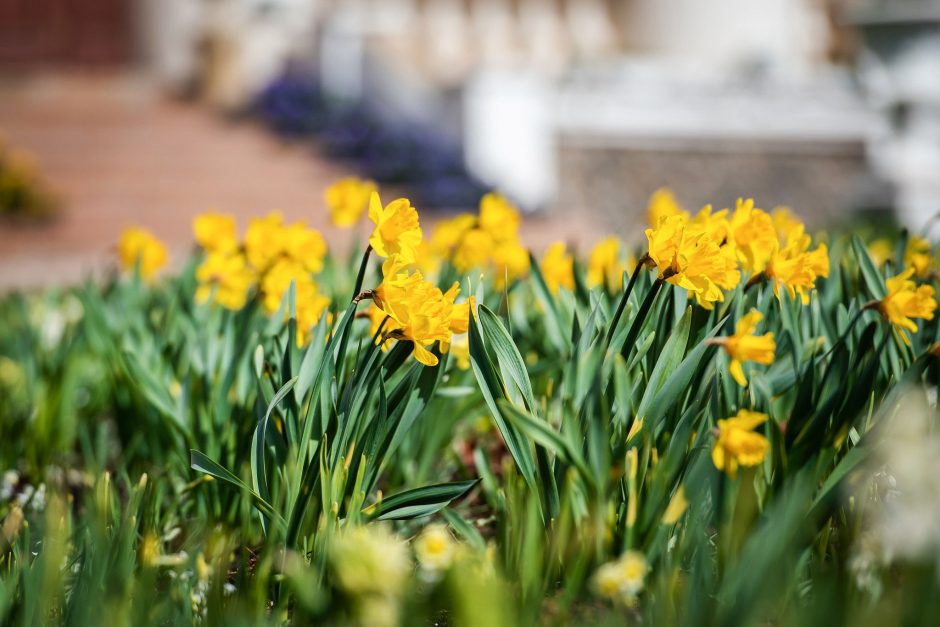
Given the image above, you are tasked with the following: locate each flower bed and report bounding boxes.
[1,184,939,625]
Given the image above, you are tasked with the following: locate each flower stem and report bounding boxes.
[605,255,649,347]
[350,244,373,303]
[744,272,767,292]
[336,245,373,380]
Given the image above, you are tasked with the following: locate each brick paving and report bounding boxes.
[0,73,358,290]
[0,72,598,291]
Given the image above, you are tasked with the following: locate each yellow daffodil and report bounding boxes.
[280,221,327,274]
[592,551,649,605]
[257,257,330,344]
[904,236,933,277]
[452,227,495,272]
[648,187,686,227]
[765,225,829,304]
[478,193,521,236]
[541,241,574,294]
[260,258,309,314]
[492,240,532,286]
[645,214,740,308]
[193,212,238,253]
[372,256,469,366]
[771,206,803,241]
[728,199,777,276]
[426,194,530,285]
[243,212,328,274]
[587,236,628,290]
[449,335,471,370]
[325,177,376,227]
[413,241,441,276]
[244,212,286,271]
[711,409,769,478]
[195,251,256,310]
[117,227,168,280]
[711,310,776,386]
[878,267,937,345]
[294,281,331,346]
[429,214,475,259]
[689,205,731,243]
[868,238,893,267]
[368,192,423,262]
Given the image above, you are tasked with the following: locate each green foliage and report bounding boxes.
[2,230,940,626]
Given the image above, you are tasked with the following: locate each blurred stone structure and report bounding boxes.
[317,0,878,229]
[11,0,910,230]
[554,65,877,235]
[851,0,940,231]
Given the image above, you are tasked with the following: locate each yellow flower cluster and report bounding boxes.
[644,191,829,307]
[879,267,937,345]
[117,227,168,280]
[540,241,574,295]
[711,409,769,478]
[429,193,530,285]
[587,236,633,292]
[646,212,740,308]
[711,310,776,386]
[367,192,471,367]
[192,211,330,344]
[904,236,934,278]
[324,177,377,227]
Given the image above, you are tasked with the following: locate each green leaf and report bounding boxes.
[638,311,726,435]
[499,400,594,486]
[851,235,887,300]
[442,509,487,552]
[469,307,538,488]
[527,251,570,353]
[478,304,537,412]
[190,450,284,526]
[251,377,297,527]
[294,316,329,403]
[810,445,868,512]
[364,479,480,521]
[634,307,692,421]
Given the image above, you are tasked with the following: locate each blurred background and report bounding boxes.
[0,0,938,289]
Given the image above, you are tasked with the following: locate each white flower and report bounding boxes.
[1,470,19,501]
[414,524,456,574]
[329,524,410,597]
[854,390,940,566]
[592,550,649,604]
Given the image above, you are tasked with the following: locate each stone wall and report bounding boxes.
[556,137,871,242]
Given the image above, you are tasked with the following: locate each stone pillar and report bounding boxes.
[621,0,829,73]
